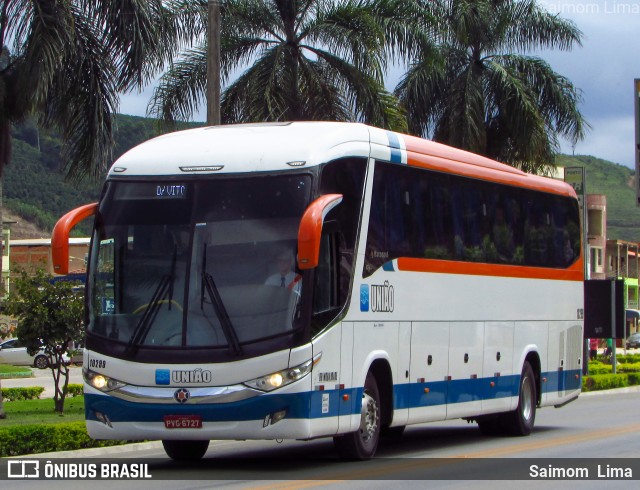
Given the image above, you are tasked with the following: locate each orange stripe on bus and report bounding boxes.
[402,138,577,199]
[403,134,525,176]
[396,257,584,281]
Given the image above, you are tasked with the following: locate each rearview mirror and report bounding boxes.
[51,203,98,274]
[297,194,343,270]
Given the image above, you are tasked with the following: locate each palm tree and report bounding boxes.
[395,0,587,175]
[0,0,191,419]
[149,0,427,131]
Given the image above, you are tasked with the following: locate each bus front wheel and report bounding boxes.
[333,372,381,459]
[162,440,209,461]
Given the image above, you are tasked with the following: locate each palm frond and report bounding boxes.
[148,46,208,126]
[502,0,583,52]
[156,0,421,126]
[39,10,118,181]
[395,44,449,136]
[309,46,406,130]
[78,0,190,92]
[222,46,290,122]
[401,0,586,174]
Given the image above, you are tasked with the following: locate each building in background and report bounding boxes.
[1,225,11,300]
[8,238,90,285]
[587,194,607,279]
[606,239,639,310]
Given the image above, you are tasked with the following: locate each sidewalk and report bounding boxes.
[1,366,83,398]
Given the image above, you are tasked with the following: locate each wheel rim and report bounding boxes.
[35,356,48,369]
[359,392,379,443]
[521,375,533,422]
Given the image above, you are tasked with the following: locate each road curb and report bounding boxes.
[580,385,640,396]
[16,441,164,459]
[0,372,34,379]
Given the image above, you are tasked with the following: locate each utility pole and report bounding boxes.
[207,0,221,126]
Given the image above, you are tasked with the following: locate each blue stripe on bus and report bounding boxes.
[542,369,582,393]
[84,370,581,423]
[386,131,404,164]
[382,261,395,271]
[387,131,401,149]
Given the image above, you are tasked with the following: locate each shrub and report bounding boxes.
[618,363,640,373]
[617,354,640,364]
[0,386,45,401]
[588,363,611,375]
[627,372,640,385]
[0,422,127,457]
[64,384,83,397]
[581,373,639,392]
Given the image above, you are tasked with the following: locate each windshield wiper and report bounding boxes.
[125,274,171,356]
[201,245,243,356]
[125,246,178,356]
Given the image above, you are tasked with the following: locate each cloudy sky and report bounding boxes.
[538,0,640,169]
[119,0,640,170]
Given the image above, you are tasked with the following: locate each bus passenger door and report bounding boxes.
[482,322,515,413]
[408,322,449,423]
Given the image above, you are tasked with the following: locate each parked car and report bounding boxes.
[68,344,84,366]
[0,338,69,369]
[626,332,640,349]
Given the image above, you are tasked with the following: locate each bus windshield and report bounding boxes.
[87,175,312,361]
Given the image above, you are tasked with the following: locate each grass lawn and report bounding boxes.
[0,397,85,426]
[0,364,33,377]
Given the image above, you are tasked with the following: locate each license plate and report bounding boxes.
[163,415,202,429]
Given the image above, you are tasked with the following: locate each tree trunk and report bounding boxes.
[207,0,221,126]
[52,356,70,414]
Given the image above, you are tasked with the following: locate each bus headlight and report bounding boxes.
[83,369,126,392]
[243,354,321,392]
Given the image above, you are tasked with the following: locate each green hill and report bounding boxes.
[4,115,201,235]
[556,154,640,242]
[4,119,640,242]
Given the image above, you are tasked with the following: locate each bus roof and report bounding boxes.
[110,122,372,176]
[109,122,576,198]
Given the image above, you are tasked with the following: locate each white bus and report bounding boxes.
[52,122,584,460]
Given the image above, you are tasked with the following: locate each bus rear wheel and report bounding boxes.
[162,440,209,461]
[504,361,536,436]
[333,372,381,460]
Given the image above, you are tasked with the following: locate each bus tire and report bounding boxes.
[333,372,381,459]
[504,361,536,436]
[162,440,209,461]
